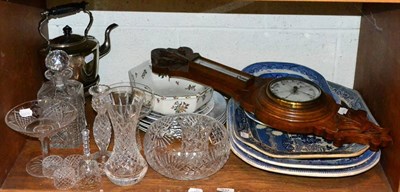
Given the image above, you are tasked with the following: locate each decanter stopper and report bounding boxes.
[44,50,73,82]
[45,50,69,72]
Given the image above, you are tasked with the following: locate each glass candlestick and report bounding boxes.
[89,84,112,172]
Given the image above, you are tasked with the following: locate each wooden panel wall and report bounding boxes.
[354,4,400,192]
[47,0,362,15]
[0,1,46,185]
[6,0,45,8]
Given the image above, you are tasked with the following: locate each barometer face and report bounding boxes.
[268,77,322,103]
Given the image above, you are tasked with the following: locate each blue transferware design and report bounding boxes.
[242,61,341,103]
[230,136,381,177]
[328,82,375,121]
[231,131,374,170]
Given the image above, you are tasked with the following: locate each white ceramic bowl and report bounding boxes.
[129,61,213,115]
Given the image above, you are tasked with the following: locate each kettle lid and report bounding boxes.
[50,25,86,48]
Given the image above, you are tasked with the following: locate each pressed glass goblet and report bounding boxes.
[89,84,112,170]
[4,99,77,177]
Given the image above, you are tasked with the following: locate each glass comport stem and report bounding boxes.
[39,136,51,158]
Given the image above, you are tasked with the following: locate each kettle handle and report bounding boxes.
[38,1,93,45]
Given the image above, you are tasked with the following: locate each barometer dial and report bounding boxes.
[268,78,321,103]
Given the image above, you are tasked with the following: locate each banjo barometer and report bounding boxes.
[151,47,391,150]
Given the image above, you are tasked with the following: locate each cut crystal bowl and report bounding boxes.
[144,113,230,180]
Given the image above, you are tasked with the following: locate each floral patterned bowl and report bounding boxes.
[129,61,214,115]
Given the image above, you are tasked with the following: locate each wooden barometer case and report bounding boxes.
[151,47,391,151]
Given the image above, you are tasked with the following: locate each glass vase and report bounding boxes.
[103,86,148,186]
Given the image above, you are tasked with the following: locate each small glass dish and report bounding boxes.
[144,113,230,180]
[42,155,64,179]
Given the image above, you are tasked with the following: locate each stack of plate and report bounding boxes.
[225,62,380,177]
[138,91,227,132]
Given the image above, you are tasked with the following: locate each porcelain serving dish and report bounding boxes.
[230,128,375,170]
[129,61,213,115]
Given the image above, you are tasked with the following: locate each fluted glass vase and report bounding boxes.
[103,86,148,186]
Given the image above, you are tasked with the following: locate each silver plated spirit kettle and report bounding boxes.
[38,2,118,92]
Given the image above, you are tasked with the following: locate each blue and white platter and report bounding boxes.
[231,132,375,170]
[230,136,381,177]
[237,62,370,159]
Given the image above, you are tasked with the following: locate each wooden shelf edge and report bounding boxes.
[249,0,400,3]
[1,139,392,191]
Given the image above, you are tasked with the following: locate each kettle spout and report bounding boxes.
[99,23,118,59]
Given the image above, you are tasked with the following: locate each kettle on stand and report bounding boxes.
[38,2,118,94]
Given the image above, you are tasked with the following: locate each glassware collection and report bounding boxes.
[3,49,230,189]
[3,47,387,190]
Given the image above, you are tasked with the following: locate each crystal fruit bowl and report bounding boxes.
[144,113,230,180]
